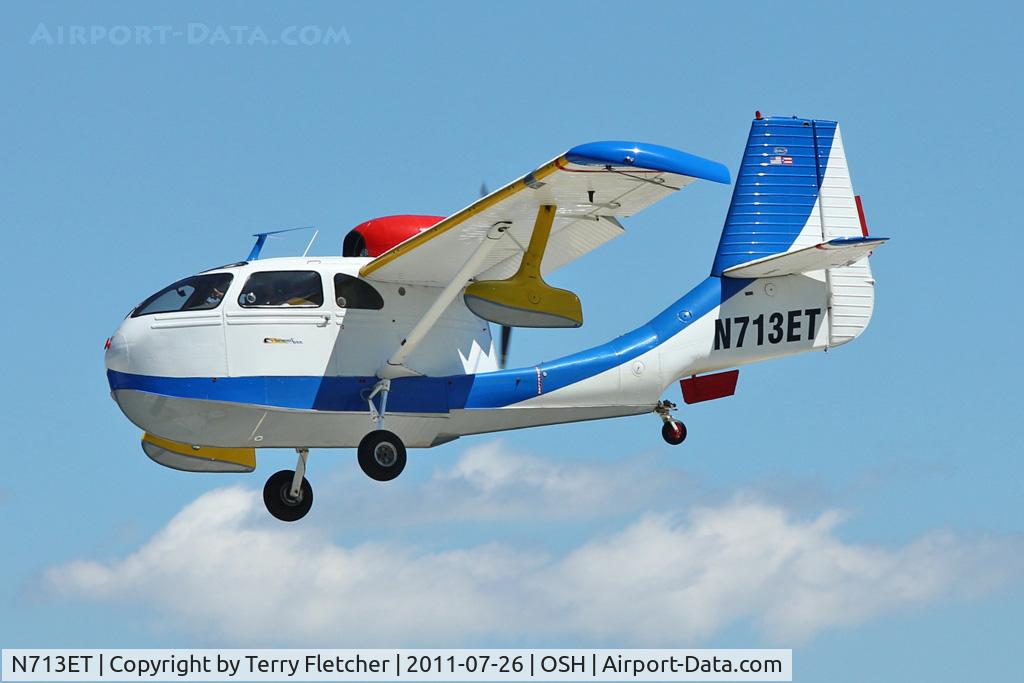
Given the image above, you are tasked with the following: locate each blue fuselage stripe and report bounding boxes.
[109,276,751,413]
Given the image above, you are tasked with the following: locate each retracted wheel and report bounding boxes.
[358,429,407,481]
[661,420,687,446]
[263,469,313,522]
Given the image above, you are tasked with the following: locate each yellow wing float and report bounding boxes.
[142,432,255,473]
[464,205,583,328]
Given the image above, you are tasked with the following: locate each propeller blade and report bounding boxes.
[499,325,512,369]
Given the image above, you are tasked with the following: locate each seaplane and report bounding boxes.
[104,113,886,521]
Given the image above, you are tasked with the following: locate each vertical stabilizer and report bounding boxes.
[711,115,878,348]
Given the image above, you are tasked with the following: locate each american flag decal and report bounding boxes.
[770,155,794,165]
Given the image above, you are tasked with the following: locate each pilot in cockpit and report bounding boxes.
[205,286,226,306]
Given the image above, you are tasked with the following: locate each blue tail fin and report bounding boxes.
[711,115,840,276]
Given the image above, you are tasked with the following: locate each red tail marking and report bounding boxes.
[855,195,869,237]
[680,370,739,405]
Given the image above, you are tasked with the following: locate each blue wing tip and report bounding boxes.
[566,141,730,185]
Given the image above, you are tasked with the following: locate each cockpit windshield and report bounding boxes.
[131,273,234,317]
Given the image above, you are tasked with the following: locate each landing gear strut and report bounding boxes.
[358,378,408,481]
[655,399,687,445]
[263,447,313,522]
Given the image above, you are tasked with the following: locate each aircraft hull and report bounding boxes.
[112,388,651,449]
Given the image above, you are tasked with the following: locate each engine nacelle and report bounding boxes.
[342,215,443,257]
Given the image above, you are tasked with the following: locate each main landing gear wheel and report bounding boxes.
[358,429,407,482]
[661,420,687,445]
[263,469,313,522]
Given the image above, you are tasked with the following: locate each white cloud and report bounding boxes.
[45,487,538,645]
[310,440,699,527]
[540,503,1018,642]
[43,443,1023,646]
[411,440,694,520]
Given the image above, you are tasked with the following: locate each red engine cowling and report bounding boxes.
[343,215,443,257]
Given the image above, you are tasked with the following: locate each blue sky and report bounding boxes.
[1,1,1022,681]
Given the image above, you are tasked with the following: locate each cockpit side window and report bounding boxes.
[239,271,324,308]
[333,273,384,310]
[132,273,234,317]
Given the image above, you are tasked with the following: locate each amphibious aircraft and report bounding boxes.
[105,113,886,521]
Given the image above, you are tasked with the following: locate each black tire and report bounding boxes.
[263,469,313,522]
[661,420,687,445]
[358,430,407,481]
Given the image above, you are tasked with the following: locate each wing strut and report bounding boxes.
[377,221,510,379]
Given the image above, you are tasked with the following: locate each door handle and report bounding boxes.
[316,314,332,327]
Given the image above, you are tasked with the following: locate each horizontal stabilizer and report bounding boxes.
[723,236,888,279]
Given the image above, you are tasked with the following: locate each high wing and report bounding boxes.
[358,141,730,286]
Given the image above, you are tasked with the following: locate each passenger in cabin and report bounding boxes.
[205,286,225,306]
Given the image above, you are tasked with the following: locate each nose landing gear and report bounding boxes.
[263,447,313,522]
[655,399,687,445]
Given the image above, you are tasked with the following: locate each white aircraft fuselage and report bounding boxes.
[105,254,862,449]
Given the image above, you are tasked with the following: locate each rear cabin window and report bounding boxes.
[239,271,324,308]
[132,273,234,317]
[334,273,384,310]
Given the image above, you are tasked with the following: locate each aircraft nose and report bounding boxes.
[104,329,131,374]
